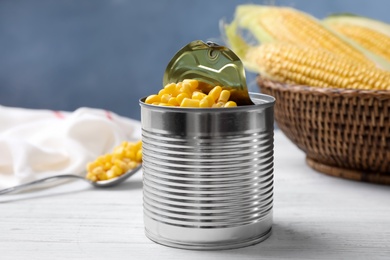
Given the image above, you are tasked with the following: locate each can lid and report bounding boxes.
[163,40,253,105]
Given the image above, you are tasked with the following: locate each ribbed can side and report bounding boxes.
[142,130,273,228]
[140,93,275,249]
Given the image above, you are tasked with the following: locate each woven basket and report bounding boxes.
[258,78,390,185]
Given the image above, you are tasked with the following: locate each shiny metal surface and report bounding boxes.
[0,165,142,195]
[140,93,275,250]
[163,40,254,106]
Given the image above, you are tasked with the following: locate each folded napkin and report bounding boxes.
[0,106,141,192]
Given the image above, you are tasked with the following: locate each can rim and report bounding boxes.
[139,92,275,112]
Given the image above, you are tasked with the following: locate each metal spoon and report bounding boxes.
[0,164,142,195]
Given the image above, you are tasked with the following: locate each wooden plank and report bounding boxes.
[0,131,389,259]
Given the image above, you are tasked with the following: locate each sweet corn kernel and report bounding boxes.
[158,89,169,97]
[164,83,177,93]
[183,79,199,91]
[97,155,105,164]
[145,80,242,108]
[114,159,128,172]
[145,95,160,104]
[127,161,138,169]
[111,165,123,176]
[179,84,192,96]
[136,150,142,162]
[224,101,237,107]
[168,97,179,106]
[218,90,231,103]
[134,140,142,150]
[114,146,124,155]
[199,98,211,108]
[85,140,142,182]
[125,150,136,161]
[97,172,108,181]
[92,166,104,175]
[212,102,225,108]
[205,95,215,106]
[158,103,174,106]
[87,162,99,172]
[208,86,222,101]
[106,170,116,180]
[192,91,207,100]
[160,94,171,103]
[103,162,112,171]
[176,93,190,104]
[180,98,200,107]
[86,172,97,182]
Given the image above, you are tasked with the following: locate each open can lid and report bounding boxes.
[163,40,253,105]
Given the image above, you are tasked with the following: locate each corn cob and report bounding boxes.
[228,5,374,67]
[324,16,390,62]
[250,43,390,90]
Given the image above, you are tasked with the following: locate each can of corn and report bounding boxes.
[139,92,275,250]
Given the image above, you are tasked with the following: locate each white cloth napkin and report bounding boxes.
[0,106,142,194]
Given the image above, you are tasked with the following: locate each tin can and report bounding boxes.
[140,92,275,250]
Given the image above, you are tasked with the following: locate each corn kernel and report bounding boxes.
[164,83,177,93]
[199,97,211,108]
[176,93,190,104]
[205,95,215,106]
[113,146,125,156]
[127,161,138,169]
[134,140,142,150]
[179,84,192,96]
[145,79,244,109]
[212,102,225,108]
[168,97,179,106]
[86,140,142,182]
[111,165,123,176]
[86,172,97,182]
[218,90,231,103]
[160,94,171,103]
[106,170,116,180]
[97,172,108,181]
[183,79,199,91]
[192,91,207,100]
[180,98,200,107]
[92,166,104,175]
[158,89,168,97]
[97,155,105,164]
[208,86,222,101]
[224,101,237,107]
[125,150,136,161]
[114,159,127,171]
[136,150,142,162]
[158,103,174,106]
[87,162,99,172]
[103,162,112,171]
[145,94,160,104]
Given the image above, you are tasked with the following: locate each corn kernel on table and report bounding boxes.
[1,130,389,260]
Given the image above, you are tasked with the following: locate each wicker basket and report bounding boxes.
[258,78,390,185]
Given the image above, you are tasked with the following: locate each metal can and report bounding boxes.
[140,92,275,250]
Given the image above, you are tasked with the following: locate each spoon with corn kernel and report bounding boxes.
[0,141,142,195]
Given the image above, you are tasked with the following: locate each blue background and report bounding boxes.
[1,0,389,120]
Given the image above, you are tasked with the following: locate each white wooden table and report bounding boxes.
[1,130,389,260]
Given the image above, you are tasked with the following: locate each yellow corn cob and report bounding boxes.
[325,21,390,62]
[230,5,374,67]
[251,43,390,90]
